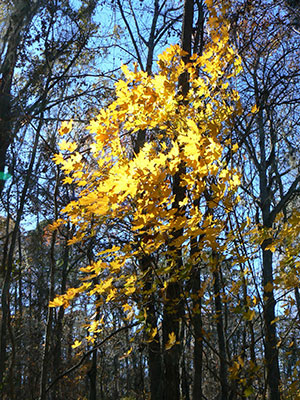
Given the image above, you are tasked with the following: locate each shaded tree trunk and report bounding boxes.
[88,349,97,400]
[261,244,280,400]
[0,0,41,194]
[258,104,281,400]
[192,269,203,400]
[162,2,194,399]
[52,228,70,400]
[163,279,183,400]
[213,265,229,400]
[39,167,60,400]
[139,255,163,400]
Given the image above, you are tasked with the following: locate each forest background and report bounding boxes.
[1,1,300,400]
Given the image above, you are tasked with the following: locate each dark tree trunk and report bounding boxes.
[163,280,182,400]
[147,304,163,400]
[140,255,163,400]
[192,269,203,400]
[181,340,190,400]
[258,103,281,400]
[52,230,69,400]
[0,1,41,194]
[262,244,280,400]
[213,266,229,400]
[39,167,60,400]
[88,349,97,400]
[162,2,194,399]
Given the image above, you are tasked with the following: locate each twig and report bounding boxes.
[45,322,140,394]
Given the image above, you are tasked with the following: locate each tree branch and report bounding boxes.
[269,175,300,223]
[45,322,140,394]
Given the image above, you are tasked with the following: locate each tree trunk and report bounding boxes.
[163,280,182,400]
[262,244,280,400]
[258,103,281,399]
[0,1,41,194]
[88,349,97,400]
[140,255,163,400]
[213,265,229,400]
[162,2,194,399]
[52,229,70,399]
[39,167,60,400]
[192,269,203,400]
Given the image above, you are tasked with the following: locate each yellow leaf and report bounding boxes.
[49,296,65,308]
[123,303,132,313]
[146,328,158,343]
[271,316,280,325]
[265,243,276,253]
[72,340,82,349]
[63,176,73,184]
[88,320,101,333]
[232,143,238,152]
[252,296,258,306]
[59,120,73,136]
[119,347,133,360]
[244,309,255,321]
[52,153,64,165]
[237,355,244,367]
[48,218,65,231]
[59,140,77,152]
[106,288,117,302]
[165,332,177,350]
[251,104,259,114]
[86,336,95,344]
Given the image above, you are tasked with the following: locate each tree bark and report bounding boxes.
[52,228,70,399]
[261,244,280,400]
[162,2,194,399]
[213,265,229,400]
[192,268,203,400]
[39,167,60,400]
[0,0,41,194]
[258,103,281,400]
[140,255,163,400]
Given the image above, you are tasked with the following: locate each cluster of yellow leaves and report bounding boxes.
[229,356,257,397]
[49,282,91,308]
[51,0,242,324]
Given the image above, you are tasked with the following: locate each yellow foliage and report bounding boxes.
[165,332,177,350]
[72,340,82,349]
[250,104,259,114]
[51,0,243,337]
[58,120,73,136]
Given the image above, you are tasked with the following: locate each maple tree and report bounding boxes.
[51,1,243,398]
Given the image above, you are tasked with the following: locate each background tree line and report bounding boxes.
[1,1,300,400]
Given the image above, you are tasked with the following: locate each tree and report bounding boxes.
[0,0,105,395]
[4,0,300,398]
[229,1,300,397]
[0,1,193,398]
[51,2,242,399]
